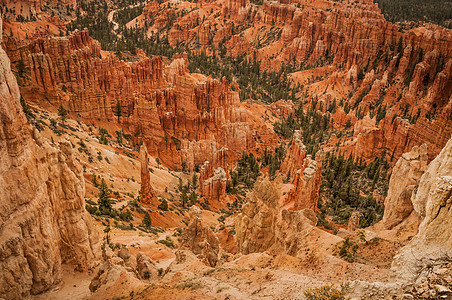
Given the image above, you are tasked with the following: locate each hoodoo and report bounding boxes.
[1,0,451,298]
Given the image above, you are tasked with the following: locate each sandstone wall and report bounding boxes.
[2,30,270,171]
[0,23,99,299]
[179,206,220,267]
[137,0,452,161]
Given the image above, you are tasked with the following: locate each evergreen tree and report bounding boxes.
[189,191,197,205]
[114,101,122,123]
[192,173,198,188]
[92,174,99,187]
[20,95,33,118]
[58,105,68,124]
[158,199,168,211]
[16,59,26,77]
[98,178,111,214]
[178,178,183,192]
[181,190,188,207]
[143,212,152,228]
[104,223,111,245]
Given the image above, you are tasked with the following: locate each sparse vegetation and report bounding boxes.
[304,283,350,300]
[157,236,174,248]
[58,105,68,124]
[338,238,359,262]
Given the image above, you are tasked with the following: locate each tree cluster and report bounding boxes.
[319,152,389,228]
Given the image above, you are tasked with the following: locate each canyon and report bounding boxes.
[0,0,451,299]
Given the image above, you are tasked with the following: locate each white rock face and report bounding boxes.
[381,144,428,229]
[391,138,452,283]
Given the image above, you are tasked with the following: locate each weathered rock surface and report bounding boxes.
[280,130,306,178]
[288,152,324,211]
[348,212,361,231]
[199,165,227,202]
[0,22,99,299]
[355,115,452,163]
[179,206,220,267]
[89,246,142,297]
[236,176,341,256]
[137,0,452,162]
[198,147,229,202]
[136,252,159,280]
[380,144,428,229]
[235,177,280,254]
[282,132,323,211]
[391,138,452,283]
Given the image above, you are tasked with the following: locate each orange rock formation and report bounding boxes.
[140,145,158,206]
[0,21,99,299]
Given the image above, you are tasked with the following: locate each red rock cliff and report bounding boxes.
[3,30,272,172]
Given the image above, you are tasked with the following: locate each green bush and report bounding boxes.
[157,236,174,248]
[304,283,349,300]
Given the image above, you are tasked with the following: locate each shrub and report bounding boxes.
[86,204,97,215]
[304,283,349,300]
[158,199,169,211]
[120,209,133,221]
[157,236,174,248]
[338,238,358,262]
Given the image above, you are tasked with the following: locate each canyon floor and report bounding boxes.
[23,105,420,300]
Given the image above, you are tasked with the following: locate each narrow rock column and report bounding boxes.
[140,145,157,206]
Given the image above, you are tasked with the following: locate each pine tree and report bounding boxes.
[20,95,33,117]
[16,59,26,77]
[178,178,183,192]
[181,190,188,207]
[58,105,68,124]
[92,174,98,187]
[114,101,122,123]
[104,223,111,245]
[192,173,198,188]
[143,212,152,228]
[98,179,111,213]
[158,199,168,211]
[189,191,197,205]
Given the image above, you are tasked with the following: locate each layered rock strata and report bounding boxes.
[281,131,324,211]
[0,21,98,299]
[2,30,270,171]
[135,0,452,161]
